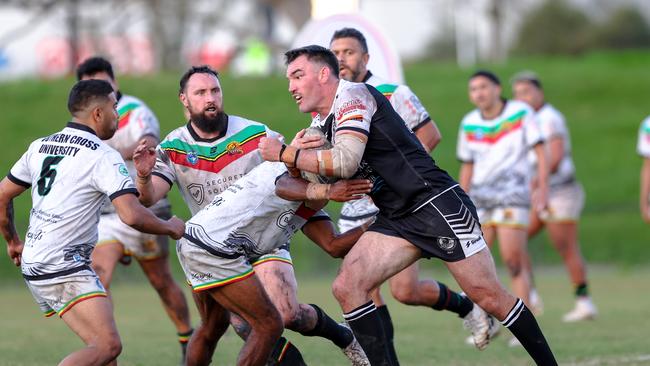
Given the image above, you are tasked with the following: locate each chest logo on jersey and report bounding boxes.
[187,183,204,206]
[225,141,243,155]
[118,163,129,176]
[186,151,199,165]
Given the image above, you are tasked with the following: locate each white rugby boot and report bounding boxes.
[462,304,492,350]
[562,297,597,322]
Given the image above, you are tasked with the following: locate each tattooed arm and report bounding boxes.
[0,178,28,266]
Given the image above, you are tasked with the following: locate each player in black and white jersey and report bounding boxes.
[329,27,496,355]
[260,45,557,365]
[76,57,193,360]
[0,80,184,366]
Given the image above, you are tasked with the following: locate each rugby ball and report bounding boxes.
[300,128,338,184]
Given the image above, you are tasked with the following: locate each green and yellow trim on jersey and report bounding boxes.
[191,268,255,292]
[161,125,266,174]
[464,110,527,144]
[57,291,107,317]
[375,84,398,100]
[117,102,141,129]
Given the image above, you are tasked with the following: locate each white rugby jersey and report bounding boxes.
[339,71,433,225]
[457,99,542,208]
[365,71,431,132]
[528,103,577,187]
[638,116,650,158]
[184,162,320,257]
[8,122,138,279]
[153,115,281,215]
[102,93,169,214]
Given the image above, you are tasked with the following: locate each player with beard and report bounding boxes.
[134,65,367,365]
[329,28,498,358]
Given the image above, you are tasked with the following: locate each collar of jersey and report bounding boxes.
[66,122,97,136]
[186,114,229,143]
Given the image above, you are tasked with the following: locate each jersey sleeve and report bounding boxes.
[456,121,473,163]
[638,117,650,158]
[127,106,160,142]
[523,108,544,148]
[151,145,176,187]
[92,150,138,200]
[7,149,32,188]
[333,85,377,140]
[541,109,565,141]
[391,85,431,132]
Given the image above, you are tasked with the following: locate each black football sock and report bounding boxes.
[299,304,353,348]
[343,301,394,366]
[268,336,307,366]
[502,299,557,366]
[575,283,589,297]
[177,328,193,360]
[432,282,474,318]
[376,305,400,366]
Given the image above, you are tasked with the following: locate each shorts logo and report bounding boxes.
[118,163,129,176]
[186,151,199,165]
[437,237,457,251]
[188,183,204,206]
[276,210,294,229]
[226,141,243,155]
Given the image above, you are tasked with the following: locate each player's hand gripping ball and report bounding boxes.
[300,127,339,184]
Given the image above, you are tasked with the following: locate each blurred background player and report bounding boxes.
[512,71,597,322]
[329,27,497,357]
[638,114,650,223]
[0,79,185,366]
[75,57,193,361]
[457,70,550,345]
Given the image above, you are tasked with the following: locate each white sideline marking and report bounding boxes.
[563,354,650,365]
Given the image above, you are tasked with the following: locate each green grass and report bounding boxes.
[0,267,649,365]
[0,49,649,280]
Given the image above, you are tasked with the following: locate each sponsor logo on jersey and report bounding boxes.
[188,183,204,205]
[186,151,199,165]
[226,141,243,155]
[118,163,129,176]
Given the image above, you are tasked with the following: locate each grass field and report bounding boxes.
[0,50,649,275]
[1,266,649,365]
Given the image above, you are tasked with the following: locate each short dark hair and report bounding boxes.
[67,79,114,115]
[470,70,501,86]
[76,56,115,81]
[511,71,543,90]
[284,45,339,77]
[179,65,220,94]
[331,27,368,53]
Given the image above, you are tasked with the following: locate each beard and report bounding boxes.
[189,108,227,134]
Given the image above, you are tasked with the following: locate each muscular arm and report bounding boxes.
[136,175,172,207]
[112,193,184,239]
[301,218,370,258]
[414,121,442,153]
[0,178,27,266]
[261,134,366,179]
[532,143,550,211]
[459,162,474,192]
[275,174,372,202]
[641,158,650,223]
